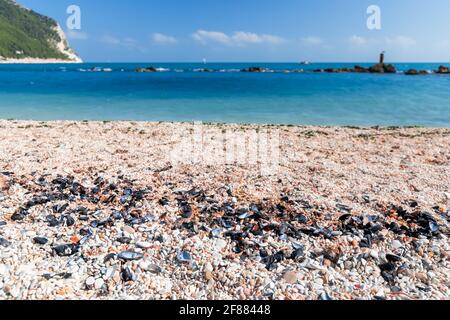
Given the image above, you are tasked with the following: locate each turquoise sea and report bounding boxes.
[0,63,449,127]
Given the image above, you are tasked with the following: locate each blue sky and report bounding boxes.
[19,0,450,62]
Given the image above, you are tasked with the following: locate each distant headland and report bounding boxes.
[0,0,82,64]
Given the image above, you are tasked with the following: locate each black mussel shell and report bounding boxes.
[53,244,79,257]
[121,267,135,282]
[33,237,48,245]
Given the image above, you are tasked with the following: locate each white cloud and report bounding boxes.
[101,36,135,46]
[232,32,285,45]
[301,36,323,46]
[192,30,285,46]
[101,36,141,51]
[192,30,225,44]
[192,30,231,45]
[385,36,416,48]
[348,35,367,45]
[101,35,121,45]
[67,30,88,40]
[152,33,177,45]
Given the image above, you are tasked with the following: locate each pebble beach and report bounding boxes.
[0,120,449,300]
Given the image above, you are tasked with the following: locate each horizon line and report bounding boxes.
[77,61,450,64]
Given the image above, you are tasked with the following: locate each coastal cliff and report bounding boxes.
[0,0,81,63]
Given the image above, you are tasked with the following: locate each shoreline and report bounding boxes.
[0,58,82,64]
[0,119,448,130]
[0,120,448,300]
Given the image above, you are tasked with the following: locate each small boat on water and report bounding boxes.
[300,61,311,65]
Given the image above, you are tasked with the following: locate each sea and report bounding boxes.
[0,63,449,127]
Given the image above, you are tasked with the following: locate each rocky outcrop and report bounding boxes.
[53,24,82,63]
[194,68,214,72]
[0,0,82,63]
[353,65,370,73]
[314,67,353,73]
[135,67,158,73]
[405,69,429,76]
[314,63,397,74]
[241,67,270,73]
[368,63,397,74]
[435,65,450,74]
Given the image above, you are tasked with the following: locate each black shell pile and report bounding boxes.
[9,174,449,287]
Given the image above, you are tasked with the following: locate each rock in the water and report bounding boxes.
[435,65,450,74]
[353,65,370,73]
[241,67,269,73]
[136,67,158,73]
[369,63,397,73]
[195,68,214,73]
[405,69,428,75]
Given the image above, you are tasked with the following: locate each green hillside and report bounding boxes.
[0,0,71,60]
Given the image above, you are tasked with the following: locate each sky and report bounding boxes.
[18,0,450,62]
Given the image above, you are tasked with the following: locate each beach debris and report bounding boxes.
[53,244,79,257]
[121,267,135,282]
[118,251,144,261]
[0,237,11,247]
[85,277,95,289]
[0,174,10,191]
[319,292,333,300]
[11,208,28,221]
[116,237,132,244]
[1,157,448,300]
[282,270,298,284]
[177,251,192,263]
[32,237,49,245]
[103,253,117,263]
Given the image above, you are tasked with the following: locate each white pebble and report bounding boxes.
[85,277,95,288]
[94,278,104,290]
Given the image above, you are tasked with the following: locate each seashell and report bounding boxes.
[177,251,192,263]
[118,251,144,261]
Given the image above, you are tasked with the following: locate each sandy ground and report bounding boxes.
[0,120,448,300]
